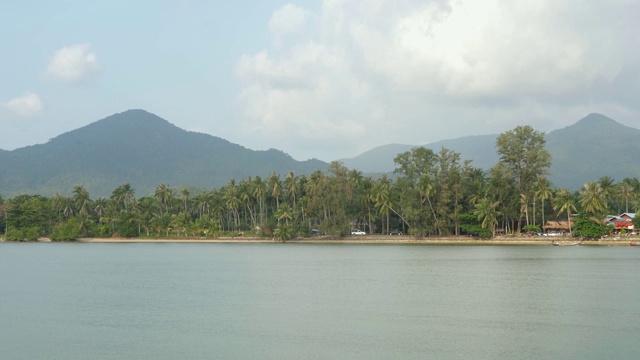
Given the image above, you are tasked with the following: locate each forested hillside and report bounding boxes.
[0,110,328,197]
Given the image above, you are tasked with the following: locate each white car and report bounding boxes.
[351,230,366,235]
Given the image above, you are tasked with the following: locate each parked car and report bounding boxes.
[351,230,366,235]
[311,229,320,236]
[388,229,403,235]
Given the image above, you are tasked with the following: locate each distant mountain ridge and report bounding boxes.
[0,109,328,197]
[2,111,637,197]
[340,113,640,190]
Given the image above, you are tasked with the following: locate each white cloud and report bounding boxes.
[236,0,640,161]
[268,4,310,36]
[47,44,101,84]
[6,92,44,117]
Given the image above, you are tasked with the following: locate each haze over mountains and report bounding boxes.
[0,111,638,198]
[341,113,640,190]
[0,110,327,197]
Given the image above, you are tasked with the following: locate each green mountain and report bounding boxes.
[0,109,328,197]
[340,113,640,190]
[546,113,640,189]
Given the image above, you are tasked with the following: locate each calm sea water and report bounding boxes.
[1,243,639,360]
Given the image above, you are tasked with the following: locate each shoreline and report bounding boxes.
[2,235,636,246]
[75,235,638,246]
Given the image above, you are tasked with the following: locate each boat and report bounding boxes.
[552,241,581,246]
[630,242,640,246]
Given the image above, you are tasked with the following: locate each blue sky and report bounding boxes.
[2,1,640,162]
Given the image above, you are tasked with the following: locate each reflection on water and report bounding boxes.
[1,243,639,360]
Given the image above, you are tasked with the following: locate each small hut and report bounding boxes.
[544,220,572,234]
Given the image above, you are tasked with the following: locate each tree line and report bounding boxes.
[1,125,639,241]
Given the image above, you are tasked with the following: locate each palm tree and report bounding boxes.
[268,172,282,210]
[135,197,157,236]
[171,212,191,237]
[373,177,391,235]
[519,193,530,228]
[598,176,615,211]
[225,180,240,230]
[360,177,375,234]
[180,188,190,213]
[62,197,74,219]
[155,184,172,215]
[274,204,293,225]
[111,183,136,211]
[474,197,501,237]
[534,176,553,233]
[580,182,605,218]
[465,168,486,207]
[618,182,633,213]
[252,176,267,226]
[239,179,256,229]
[94,197,108,225]
[553,188,577,236]
[73,185,92,216]
[284,171,298,209]
[51,193,64,221]
[419,172,438,233]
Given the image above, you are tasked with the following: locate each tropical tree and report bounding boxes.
[274,204,293,225]
[180,188,190,213]
[154,183,172,215]
[473,197,501,237]
[553,188,576,236]
[598,176,615,211]
[495,125,551,232]
[373,177,391,235]
[284,171,298,210]
[253,176,267,226]
[72,185,92,216]
[111,183,136,211]
[224,180,240,230]
[579,182,606,218]
[534,176,553,233]
[268,172,282,210]
[618,182,634,213]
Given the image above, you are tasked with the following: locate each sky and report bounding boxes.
[2,0,640,162]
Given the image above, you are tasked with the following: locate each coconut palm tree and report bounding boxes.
[519,192,530,228]
[474,197,501,237]
[268,172,282,210]
[111,183,136,211]
[239,178,256,229]
[598,176,615,211]
[155,183,172,215]
[373,177,391,235]
[419,172,438,234]
[72,185,92,216]
[534,176,553,233]
[284,171,298,209]
[274,204,293,225]
[180,188,190,213]
[580,182,605,218]
[94,197,108,225]
[252,176,267,226]
[224,180,240,230]
[618,182,633,213]
[553,188,577,236]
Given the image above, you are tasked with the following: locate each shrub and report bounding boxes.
[50,218,81,241]
[572,213,608,239]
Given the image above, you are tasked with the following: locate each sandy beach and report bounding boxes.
[71,235,638,246]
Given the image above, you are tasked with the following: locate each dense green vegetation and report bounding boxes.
[1,124,638,242]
